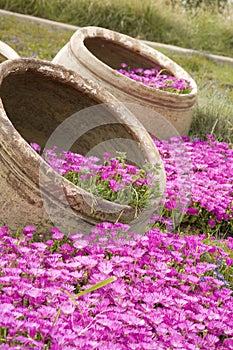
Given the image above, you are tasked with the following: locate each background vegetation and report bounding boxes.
[1,0,233,56]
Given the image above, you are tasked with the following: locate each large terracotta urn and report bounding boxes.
[0,40,20,63]
[0,58,165,234]
[52,26,197,138]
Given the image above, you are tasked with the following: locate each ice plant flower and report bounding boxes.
[116,64,192,94]
[0,224,232,349]
[153,135,233,235]
[30,134,233,234]
[42,148,162,211]
[1,134,233,349]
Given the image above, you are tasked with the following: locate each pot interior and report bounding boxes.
[0,68,144,162]
[84,37,164,71]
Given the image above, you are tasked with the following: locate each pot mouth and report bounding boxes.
[0,58,165,224]
[70,26,197,106]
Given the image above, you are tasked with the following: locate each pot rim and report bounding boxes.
[0,40,20,61]
[70,26,197,106]
[0,58,166,222]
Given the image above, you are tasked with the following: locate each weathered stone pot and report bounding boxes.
[0,41,20,63]
[53,26,197,138]
[0,58,165,234]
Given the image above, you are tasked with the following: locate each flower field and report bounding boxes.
[0,135,232,349]
[0,5,233,349]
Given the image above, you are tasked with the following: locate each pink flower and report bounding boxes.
[46,240,54,247]
[109,179,118,192]
[60,243,72,253]
[103,152,110,159]
[187,207,199,215]
[120,63,128,68]
[208,219,216,227]
[23,225,36,239]
[98,261,113,275]
[30,142,41,153]
[0,226,8,238]
[226,257,233,266]
[61,302,75,315]
[50,228,64,240]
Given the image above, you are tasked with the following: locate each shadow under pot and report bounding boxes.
[0,58,165,235]
[53,26,197,140]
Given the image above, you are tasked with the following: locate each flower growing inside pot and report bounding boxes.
[116,64,192,94]
[31,144,162,215]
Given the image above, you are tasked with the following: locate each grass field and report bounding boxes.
[1,0,233,57]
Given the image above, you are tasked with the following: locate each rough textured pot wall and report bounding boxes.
[53,27,197,138]
[0,58,165,233]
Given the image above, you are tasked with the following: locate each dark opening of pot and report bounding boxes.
[84,37,160,70]
[0,69,140,157]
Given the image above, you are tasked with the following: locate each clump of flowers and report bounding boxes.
[30,133,233,236]
[31,144,162,211]
[152,135,233,236]
[116,63,192,94]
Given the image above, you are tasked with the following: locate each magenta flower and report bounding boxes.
[46,240,54,247]
[0,226,8,238]
[116,65,192,94]
[187,207,199,215]
[30,142,41,153]
[23,225,36,239]
[50,228,64,241]
[120,62,128,68]
[23,225,36,235]
[60,243,72,253]
[208,219,216,227]
[109,179,118,192]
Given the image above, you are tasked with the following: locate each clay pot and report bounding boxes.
[0,41,20,63]
[0,58,165,234]
[53,26,197,138]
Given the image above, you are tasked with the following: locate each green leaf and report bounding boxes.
[72,277,116,299]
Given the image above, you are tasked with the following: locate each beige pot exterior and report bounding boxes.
[0,58,165,233]
[53,26,197,138]
[0,40,20,63]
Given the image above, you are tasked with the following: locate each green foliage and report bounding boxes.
[181,207,233,239]
[171,0,228,11]
[0,326,8,345]
[1,0,233,56]
[0,11,72,60]
[200,239,233,290]
[190,91,233,144]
